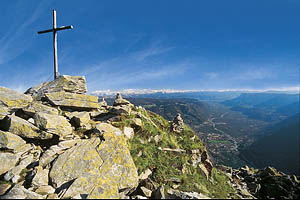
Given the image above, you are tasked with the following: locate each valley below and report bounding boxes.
[103,92,299,175]
[104,97,268,168]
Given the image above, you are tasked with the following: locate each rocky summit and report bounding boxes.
[0,75,299,199]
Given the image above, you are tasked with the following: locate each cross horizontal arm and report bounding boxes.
[38,28,54,34]
[55,25,73,31]
[38,25,73,34]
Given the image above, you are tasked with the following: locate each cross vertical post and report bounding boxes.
[38,9,73,80]
[53,10,58,80]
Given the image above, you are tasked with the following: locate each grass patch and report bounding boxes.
[125,109,237,198]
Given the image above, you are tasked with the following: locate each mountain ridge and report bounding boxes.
[0,75,299,199]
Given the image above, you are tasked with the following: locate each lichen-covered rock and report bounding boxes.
[35,185,55,195]
[25,75,87,99]
[91,123,138,197]
[0,115,52,140]
[23,102,59,117]
[95,122,123,136]
[49,138,103,189]
[31,166,49,188]
[34,112,73,139]
[0,106,10,119]
[4,154,34,182]
[0,131,31,153]
[67,111,91,129]
[0,86,32,109]
[0,153,19,175]
[45,91,99,110]
[60,123,138,198]
[39,139,80,167]
[0,184,43,199]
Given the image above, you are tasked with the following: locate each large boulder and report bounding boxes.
[86,123,138,198]
[49,138,103,189]
[0,87,32,109]
[45,92,99,110]
[49,123,138,199]
[0,115,52,140]
[25,75,87,99]
[34,112,73,139]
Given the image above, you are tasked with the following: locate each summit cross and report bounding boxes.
[38,10,73,80]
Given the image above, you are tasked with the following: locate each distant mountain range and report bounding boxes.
[241,114,299,175]
[222,93,299,122]
[95,90,242,102]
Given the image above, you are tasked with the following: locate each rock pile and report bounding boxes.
[216,165,300,199]
[0,75,138,199]
[170,113,185,133]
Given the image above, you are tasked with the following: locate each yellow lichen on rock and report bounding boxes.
[45,91,99,109]
[1,115,52,139]
[34,112,73,139]
[60,123,138,199]
[49,138,103,189]
[0,87,32,109]
[0,131,31,153]
[23,102,59,116]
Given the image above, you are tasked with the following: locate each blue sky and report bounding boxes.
[0,0,299,93]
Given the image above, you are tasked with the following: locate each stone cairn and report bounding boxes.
[170,113,185,133]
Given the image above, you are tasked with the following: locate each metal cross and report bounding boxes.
[38,10,73,80]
